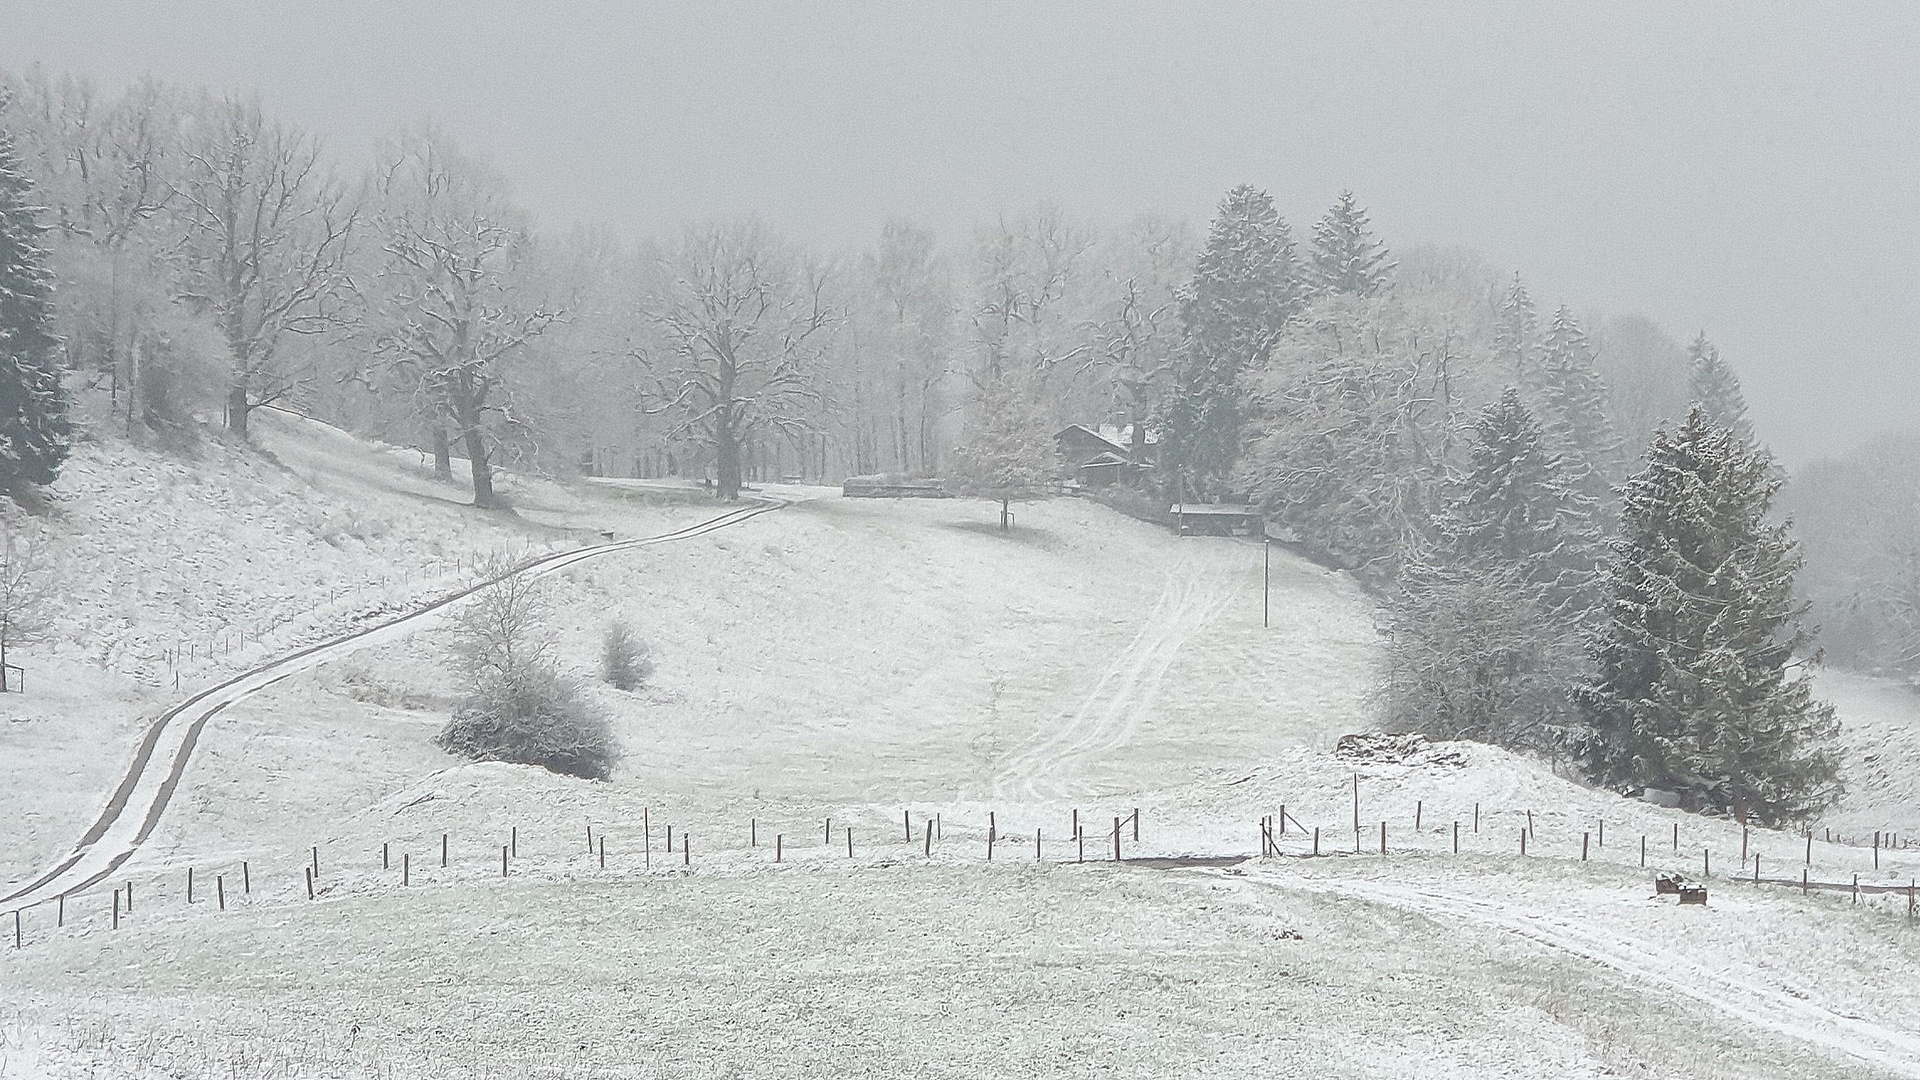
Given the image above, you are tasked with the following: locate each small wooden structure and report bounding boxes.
[1678,886,1709,905]
[842,476,949,499]
[1171,502,1262,536]
[1654,872,1682,895]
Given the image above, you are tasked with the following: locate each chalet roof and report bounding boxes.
[1055,424,1130,456]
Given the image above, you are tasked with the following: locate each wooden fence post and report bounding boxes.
[12,910,19,949]
[126,881,133,914]
[113,891,120,929]
[1598,819,1604,848]
[776,835,783,863]
[1854,873,1860,903]
[1279,804,1286,835]
[216,876,225,910]
[383,842,390,870]
[1704,848,1710,879]
[56,893,63,927]
[1133,809,1140,842]
[187,867,195,904]
[1802,868,1808,895]
[1741,827,1748,866]
[1473,802,1480,833]
[306,866,314,900]
[1526,809,1534,837]
[1077,827,1085,863]
[501,845,508,878]
[751,818,757,847]
[1582,832,1589,862]
[1641,835,1646,868]
[1753,855,1759,884]
[1036,830,1042,861]
[1112,817,1121,861]
[824,818,831,845]
[684,835,691,866]
[1379,821,1386,855]
[1415,800,1422,831]
[242,861,250,894]
[645,808,651,869]
[1673,822,1679,851]
[905,809,912,842]
[1805,831,1812,866]
[1313,827,1320,857]
[1520,830,1527,857]
[312,846,319,878]
[403,854,410,887]
[443,833,449,868]
[1453,821,1459,854]
[847,828,854,859]
[925,821,933,857]
[511,826,518,858]
[599,836,606,869]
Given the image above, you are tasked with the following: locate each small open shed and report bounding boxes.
[1171,502,1262,536]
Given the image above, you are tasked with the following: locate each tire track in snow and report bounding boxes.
[1264,873,1920,1078]
[2,500,785,912]
[991,548,1243,803]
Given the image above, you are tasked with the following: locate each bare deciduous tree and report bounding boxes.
[372,129,557,508]
[642,219,834,500]
[171,94,354,437]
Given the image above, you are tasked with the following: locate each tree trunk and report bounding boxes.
[227,381,251,439]
[464,425,497,508]
[431,426,452,480]
[716,424,742,501]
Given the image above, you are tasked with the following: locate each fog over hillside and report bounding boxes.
[3,8,1918,1080]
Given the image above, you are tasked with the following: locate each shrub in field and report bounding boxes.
[436,662,621,781]
[601,621,654,691]
[438,566,621,780]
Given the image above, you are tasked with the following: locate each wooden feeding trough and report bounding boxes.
[1654,873,1682,895]
[1677,886,1708,905]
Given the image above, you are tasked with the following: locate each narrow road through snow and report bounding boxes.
[2,500,783,912]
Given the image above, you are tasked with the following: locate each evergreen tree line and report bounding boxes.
[1161,182,1834,823]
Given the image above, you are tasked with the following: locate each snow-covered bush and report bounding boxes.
[439,564,620,780]
[601,621,653,691]
[436,663,620,781]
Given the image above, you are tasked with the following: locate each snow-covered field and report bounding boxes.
[3,416,1918,1079]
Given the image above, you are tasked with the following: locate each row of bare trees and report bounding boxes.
[4,67,1218,507]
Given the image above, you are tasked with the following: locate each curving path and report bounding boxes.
[2,500,783,912]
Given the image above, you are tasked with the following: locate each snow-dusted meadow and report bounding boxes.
[3,415,1918,1079]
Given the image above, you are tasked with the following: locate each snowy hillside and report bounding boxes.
[2,417,1918,1080]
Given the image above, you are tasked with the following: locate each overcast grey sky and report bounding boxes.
[7,2,1916,465]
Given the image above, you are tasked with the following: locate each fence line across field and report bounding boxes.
[7,796,1916,953]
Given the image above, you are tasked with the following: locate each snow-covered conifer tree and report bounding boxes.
[1386,390,1595,748]
[1162,184,1299,496]
[1307,190,1394,297]
[1491,273,1539,393]
[0,125,70,494]
[1576,408,1839,823]
[1538,305,1623,516]
[1686,332,1755,446]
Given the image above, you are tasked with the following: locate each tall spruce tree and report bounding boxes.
[0,125,69,494]
[1538,305,1623,515]
[1576,408,1839,824]
[1686,332,1755,446]
[1387,390,1593,748]
[1307,190,1394,297]
[1492,273,1540,394]
[1162,184,1299,497]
